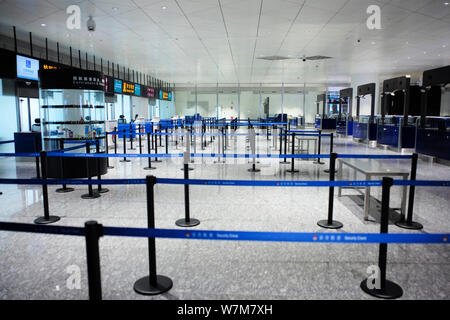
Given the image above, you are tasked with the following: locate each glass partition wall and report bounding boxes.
[173,83,330,126]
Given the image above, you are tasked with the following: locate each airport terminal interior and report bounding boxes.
[0,0,449,301]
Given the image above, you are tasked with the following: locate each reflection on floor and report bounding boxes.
[0,127,449,300]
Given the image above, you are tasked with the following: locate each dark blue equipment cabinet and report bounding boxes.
[14,132,42,153]
[416,128,450,160]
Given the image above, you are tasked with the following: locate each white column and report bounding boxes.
[238,83,241,120]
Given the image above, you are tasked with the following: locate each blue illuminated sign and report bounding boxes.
[114,79,123,93]
[134,84,141,96]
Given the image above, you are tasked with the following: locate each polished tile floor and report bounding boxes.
[0,127,449,300]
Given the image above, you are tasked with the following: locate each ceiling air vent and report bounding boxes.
[303,55,332,61]
[257,55,292,61]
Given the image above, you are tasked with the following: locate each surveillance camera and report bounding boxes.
[87,16,96,32]
[357,39,361,43]
[302,58,306,62]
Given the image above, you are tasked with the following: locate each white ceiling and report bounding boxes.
[0,0,449,86]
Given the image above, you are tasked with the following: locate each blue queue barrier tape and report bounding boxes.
[0,221,447,244]
[155,178,384,187]
[0,178,448,188]
[0,152,40,157]
[47,152,184,158]
[0,221,84,236]
[393,180,450,187]
[0,178,146,185]
[0,140,14,145]
[190,153,330,159]
[102,227,449,244]
[63,140,97,144]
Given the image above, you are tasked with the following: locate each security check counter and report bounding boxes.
[377,76,421,152]
[416,65,450,162]
[338,158,409,221]
[315,94,337,130]
[336,88,353,137]
[353,83,377,145]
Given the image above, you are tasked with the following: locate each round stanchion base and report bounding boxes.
[248,168,261,173]
[120,159,131,163]
[181,167,194,171]
[133,275,173,296]
[81,192,101,199]
[324,169,338,174]
[55,187,75,193]
[313,161,325,165]
[395,220,423,230]
[176,218,200,227]
[360,279,403,299]
[153,160,163,163]
[317,219,344,229]
[144,166,157,170]
[286,169,299,173]
[97,188,109,194]
[34,215,60,225]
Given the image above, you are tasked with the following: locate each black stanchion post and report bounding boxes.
[96,140,108,194]
[324,133,335,173]
[280,128,290,165]
[139,125,143,154]
[159,128,162,147]
[56,140,74,193]
[34,135,40,179]
[314,130,325,165]
[395,153,422,230]
[120,129,130,162]
[176,164,200,227]
[153,131,162,163]
[287,133,299,173]
[361,177,403,299]
[134,176,173,295]
[113,127,117,155]
[129,123,135,150]
[82,142,100,199]
[106,132,114,169]
[144,132,156,170]
[165,128,169,154]
[34,151,61,224]
[279,127,282,153]
[84,221,103,300]
[317,153,343,229]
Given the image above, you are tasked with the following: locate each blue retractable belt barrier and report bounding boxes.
[0,221,447,244]
[1,178,449,188]
[102,227,449,244]
[0,152,40,157]
[0,221,84,236]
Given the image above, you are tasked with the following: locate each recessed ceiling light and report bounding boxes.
[41,23,46,27]
[444,2,449,6]
[162,6,167,10]
[443,45,447,48]
[112,7,118,11]
[424,51,427,54]
[407,56,411,59]
[371,41,376,45]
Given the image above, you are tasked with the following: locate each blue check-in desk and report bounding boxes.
[416,117,450,161]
